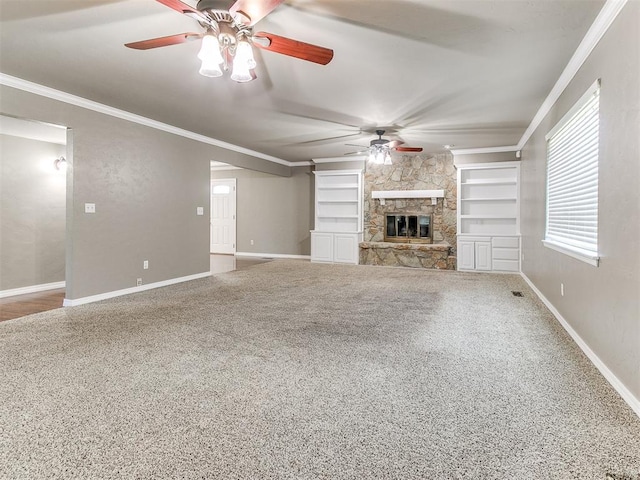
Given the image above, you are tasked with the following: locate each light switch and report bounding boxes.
[196,207,204,216]
[85,203,96,213]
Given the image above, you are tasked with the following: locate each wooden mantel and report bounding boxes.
[371,189,445,205]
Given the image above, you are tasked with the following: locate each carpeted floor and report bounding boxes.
[1,260,639,479]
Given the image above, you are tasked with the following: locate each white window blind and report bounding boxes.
[544,80,600,266]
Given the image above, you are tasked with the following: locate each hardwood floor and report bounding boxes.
[0,255,274,323]
[0,289,65,322]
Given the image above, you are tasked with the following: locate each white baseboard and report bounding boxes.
[0,281,65,299]
[235,252,311,260]
[63,272,211,307]
[521,272,640,418]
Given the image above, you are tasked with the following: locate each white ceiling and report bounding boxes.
[0,0,605,164]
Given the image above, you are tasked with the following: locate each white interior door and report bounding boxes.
[210,179,236,254]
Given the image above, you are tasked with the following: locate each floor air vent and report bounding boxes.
[605,473,639,480]
[511,291,524,297]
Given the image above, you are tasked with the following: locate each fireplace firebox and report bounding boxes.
[385,214,433,243]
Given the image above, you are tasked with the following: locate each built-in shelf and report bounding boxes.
[460,215,517,219]
[312,170,363,265]
[461,180,517,186]
[457,162,521,273]
[318,184,359,189]
[461,197,516,202]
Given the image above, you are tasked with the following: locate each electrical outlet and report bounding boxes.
[84,203,96,214]
[561,283,564,296]
[143,260,149,270]
[196,206,204,216]
[250,239,254,245]
[137,278,142,286]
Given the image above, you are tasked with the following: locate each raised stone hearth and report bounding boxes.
[360,153,457,270]
[360,241,455,269]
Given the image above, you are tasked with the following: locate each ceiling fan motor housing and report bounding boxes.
[371,130,390,147]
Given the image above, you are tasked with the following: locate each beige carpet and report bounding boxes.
[1,260,639,479]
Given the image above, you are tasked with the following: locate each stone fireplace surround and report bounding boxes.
[359,153,457,269]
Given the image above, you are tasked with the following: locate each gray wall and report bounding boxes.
[0,85,292,300]
[0,134,66,290]
[211,167,313,255]
[520,2,639,401]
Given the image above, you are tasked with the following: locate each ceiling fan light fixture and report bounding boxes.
[199,57,224,77]
[230,56,253,82]
[235,39,256,69]
[198,33,224,77]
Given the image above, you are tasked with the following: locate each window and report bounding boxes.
[212,185,231,195]
[543,80,600,266]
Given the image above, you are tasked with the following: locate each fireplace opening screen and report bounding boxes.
[385,214,432,243]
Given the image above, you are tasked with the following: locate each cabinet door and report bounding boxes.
[334,234,359,264]
[311,232,334,263]
[458,241,476,270]
[475,241,492,271]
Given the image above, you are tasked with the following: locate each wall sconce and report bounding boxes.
[54,156,67,171]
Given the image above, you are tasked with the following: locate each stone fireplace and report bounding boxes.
[359,153,457,269]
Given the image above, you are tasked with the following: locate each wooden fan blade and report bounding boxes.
[125,33,202,50]
[387,140,404,148]
[155,0,207,20]
[253,32,334,65]
[394,146,423,152]
[230,0,284,26]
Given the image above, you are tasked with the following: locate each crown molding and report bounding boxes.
[516,0,628,149]
[290,161,314,167]
[312,156,367,164]
[450,145,519,156]
[0,73,298,167]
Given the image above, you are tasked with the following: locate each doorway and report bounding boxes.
[210,178,236,254]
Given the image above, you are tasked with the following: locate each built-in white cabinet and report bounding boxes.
[311,170,363,264]
[457,162,520,272]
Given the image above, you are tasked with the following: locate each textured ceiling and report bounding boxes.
[0,0,605,163]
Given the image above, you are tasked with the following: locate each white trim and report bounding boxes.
[0,281,65,299]
[454,160,521,171]
[0,73,298,167]
[450,145,519,155]
[210,165,243,171]
[521,272,640,419]
[62,272,211,306]
[518,0,627,149]
[235,252,310,260]
[542,240,599,267]
[312,156,367,163]
[312,169,363,176]
[291,161,314,167]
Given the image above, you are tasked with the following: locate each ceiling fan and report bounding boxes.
[345,130,423,165]
[125,0,334,83]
